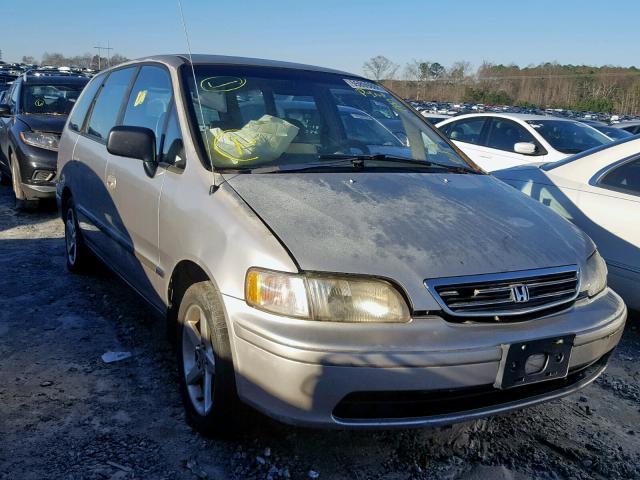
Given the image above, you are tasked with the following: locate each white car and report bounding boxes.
[493,137,640,310]
[436,113,611,171]
[420,112,450,125]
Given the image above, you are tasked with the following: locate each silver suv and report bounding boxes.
[57,55,626,435]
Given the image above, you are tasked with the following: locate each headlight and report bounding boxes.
[581,251,607,297]
[245,268,410,323]
[19,131,60,151]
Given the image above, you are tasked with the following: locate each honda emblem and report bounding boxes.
[511,284,530,303]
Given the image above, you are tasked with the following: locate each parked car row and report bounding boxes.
[0,54,634,437]
[407,99,640,126]
[0,71,88,207]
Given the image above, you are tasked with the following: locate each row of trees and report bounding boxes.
[363,55,640,115]
[20,52,129,70]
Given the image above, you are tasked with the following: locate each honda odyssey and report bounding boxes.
[57,55,626,435]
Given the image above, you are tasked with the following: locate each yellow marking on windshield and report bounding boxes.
[200,76,247,93]
[133,90,147,107]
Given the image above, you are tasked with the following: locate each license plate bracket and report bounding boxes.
[495,334,575,389]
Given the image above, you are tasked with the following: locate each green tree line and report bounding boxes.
[364,56,640,114]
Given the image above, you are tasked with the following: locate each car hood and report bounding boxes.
[228,172,594,310]
[17,114,67,133]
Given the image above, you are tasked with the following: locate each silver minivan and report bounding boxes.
[57,55,626,435]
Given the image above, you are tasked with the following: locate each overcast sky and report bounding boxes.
[3,0,638,74]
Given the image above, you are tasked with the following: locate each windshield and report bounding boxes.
[593,124,633,140]
[21,82,87,115]
[183,65,475,172]
[525,119,610,154]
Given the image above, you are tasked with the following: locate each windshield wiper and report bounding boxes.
[317,154,478,173]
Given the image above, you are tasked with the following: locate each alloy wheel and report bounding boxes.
[182,304,216,415]
[65,208,77,265]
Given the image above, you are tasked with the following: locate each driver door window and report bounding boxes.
[485,118,538,152]
[443,117,487,145]
[121,66,173,155]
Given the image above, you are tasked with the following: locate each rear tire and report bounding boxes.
[10,153,38,210]
[63,196,93,273]
[177,281,242,437]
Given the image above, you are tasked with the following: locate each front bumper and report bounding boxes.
[14,143,57,199]
[225,288,626,428]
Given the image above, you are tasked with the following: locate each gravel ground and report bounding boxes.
[0,183,639,480]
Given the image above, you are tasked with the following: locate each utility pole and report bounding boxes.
[106,41,113,67]
[93,43,113,70]
[93,45,103,70]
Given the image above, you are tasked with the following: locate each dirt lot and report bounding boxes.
[0,183,639,480]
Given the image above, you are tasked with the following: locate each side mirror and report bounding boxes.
[514,142,537,155]
[0,104,12,117]
[107,126,157,177]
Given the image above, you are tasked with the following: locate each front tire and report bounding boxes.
[177,281,241,437]
[63,197,92,273]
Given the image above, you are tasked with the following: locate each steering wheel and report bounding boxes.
[322,139,371,155]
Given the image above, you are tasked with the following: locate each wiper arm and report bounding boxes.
[318,154,478,173]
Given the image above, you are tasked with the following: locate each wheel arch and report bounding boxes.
[166,259,232,342]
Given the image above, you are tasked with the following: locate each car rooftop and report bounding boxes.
[116,54,360,78]
[22,74,89,84]
[443,112,575,122]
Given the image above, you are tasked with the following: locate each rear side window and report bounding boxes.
[86,67,136,142]
[599,159,640,196]
[485,118,537,152]
[444,117,486,145]
[121,66,173,150]
[68,76,103,132]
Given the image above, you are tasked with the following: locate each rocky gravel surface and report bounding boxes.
[0,184,639,480]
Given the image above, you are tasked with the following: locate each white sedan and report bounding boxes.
[493,137,640,310]
[436,113,611,171]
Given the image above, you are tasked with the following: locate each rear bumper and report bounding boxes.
[226,288,626,428]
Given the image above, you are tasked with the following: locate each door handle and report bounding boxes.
[106,174,117,190]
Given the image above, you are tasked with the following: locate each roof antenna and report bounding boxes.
[176,0,219,194]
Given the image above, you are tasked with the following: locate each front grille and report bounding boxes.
[425,266,579,318]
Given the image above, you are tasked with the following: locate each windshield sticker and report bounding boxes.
[344,79,385,92]
[133,90,147,107]
[34,98,45,107]
[200,76,247,93]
